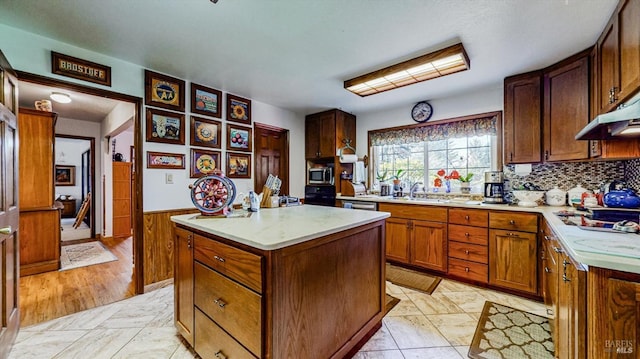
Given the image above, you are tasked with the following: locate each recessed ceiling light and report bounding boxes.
[344,43,470,97]
[50,92,71,103]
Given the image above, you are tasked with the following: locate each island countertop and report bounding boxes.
[171,204,390,250]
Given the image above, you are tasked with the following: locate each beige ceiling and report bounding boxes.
[0,0,618,116]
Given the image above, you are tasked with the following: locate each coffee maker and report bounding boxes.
[484,171,505,204]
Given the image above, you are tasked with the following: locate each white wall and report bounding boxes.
[0,23,306,214]
[55,117,102,231]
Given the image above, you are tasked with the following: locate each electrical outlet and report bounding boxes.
[165,173,174,184]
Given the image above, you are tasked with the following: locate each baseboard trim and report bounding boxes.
[144,278,173,293]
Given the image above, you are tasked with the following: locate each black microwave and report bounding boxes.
[308,167,333,185]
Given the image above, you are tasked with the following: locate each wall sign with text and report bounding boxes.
[51,51,111,87]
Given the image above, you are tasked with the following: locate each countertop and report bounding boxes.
[338,194,640,275]
[171,205,390,251]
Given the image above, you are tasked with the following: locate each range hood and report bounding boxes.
[575,98,640,140]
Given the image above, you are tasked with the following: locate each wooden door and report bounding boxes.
[411,220,447,272]
[384,218,410,264]
[174,227,194,346]
[304,116,321,159]
[489,229,537,294]
[543,54,589,161]
[618,0,640,103]
[254,123,289,196]
[503,72,542,164]
[0,51,20,359]
[112,162,131,238]
[598,15,618,113]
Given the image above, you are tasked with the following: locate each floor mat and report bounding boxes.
[60,241,117,271]
[385,263,441,295]
[469,301,554,359]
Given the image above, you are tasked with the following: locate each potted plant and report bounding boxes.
[391,169,405,185]
[458,173,474,194]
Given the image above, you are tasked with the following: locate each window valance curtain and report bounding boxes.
[370,115,497,146]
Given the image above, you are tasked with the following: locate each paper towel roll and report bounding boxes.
[339,154,358,163]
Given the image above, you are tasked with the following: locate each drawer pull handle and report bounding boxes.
[464,249,470,255]
[465,215,470,221]
[553,246,563,254]
[214,255,225,263]
[464,232,470,237]
[465,267,469,272]
[544,235,549,241]
[215,351,227,359]
[545,266,551,273]
[562,274,571,282]
[214,298,227,308]
[507,232,519,237]
[509,220,516,225]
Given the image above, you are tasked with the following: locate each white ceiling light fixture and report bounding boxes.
[50,92,71,103]
[344,43,470,97]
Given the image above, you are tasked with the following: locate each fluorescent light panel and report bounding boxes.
[344,43,470,97]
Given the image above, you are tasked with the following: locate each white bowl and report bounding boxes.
[512,190,545,207]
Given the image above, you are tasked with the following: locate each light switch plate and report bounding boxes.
[165,173,173,184]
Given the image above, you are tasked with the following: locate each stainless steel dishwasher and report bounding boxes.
[342,200,378,211]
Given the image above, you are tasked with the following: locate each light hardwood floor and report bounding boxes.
[19,236,135,327]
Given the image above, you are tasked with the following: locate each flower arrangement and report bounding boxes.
[433,169,473,192]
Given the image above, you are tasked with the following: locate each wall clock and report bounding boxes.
[411,101,433,123]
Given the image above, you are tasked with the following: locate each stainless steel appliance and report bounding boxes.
[308,167,334,185]
[342,200,378,211]
[304,185,336,207]
[484,171,505,204]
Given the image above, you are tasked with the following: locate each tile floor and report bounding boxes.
[11,279,548,359]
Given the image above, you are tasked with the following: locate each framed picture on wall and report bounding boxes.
[191,83,222,118]
[146,151,185,169]
[146,108,185,145]
[55,165,75,186]
[226,124,252,152]
[190,116,222,149]
[226,152,251,179]
[226,94,251,124]
[190,148,221,178]
[144,70,186,112]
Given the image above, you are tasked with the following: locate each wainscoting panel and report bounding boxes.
[143,208,198,286]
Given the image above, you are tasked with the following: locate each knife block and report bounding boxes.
[260,186,272,208]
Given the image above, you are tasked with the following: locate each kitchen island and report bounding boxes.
[171,205,389,359]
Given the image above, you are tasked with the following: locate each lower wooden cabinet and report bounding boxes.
[488,229,538,294]
[557,251,586,359]
[380,203,447,272]
[195,309,255,359]
[588,267,640,358]
[174,226,194,346]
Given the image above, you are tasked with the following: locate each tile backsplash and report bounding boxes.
[503,160,634,192]
[626,158,640,190]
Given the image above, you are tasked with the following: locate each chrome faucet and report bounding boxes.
[409,182,423,199]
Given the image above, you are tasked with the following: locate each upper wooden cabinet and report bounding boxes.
[503,71,542,164]
[596,0,640,114]
[543,52,590,162]
[304,109,355,159]
[18,108,57,210]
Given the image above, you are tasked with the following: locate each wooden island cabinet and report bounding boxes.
[172,206,388,359]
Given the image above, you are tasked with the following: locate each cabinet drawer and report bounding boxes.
[378,203,447,222]
[449,241,488,264]
[194,262,261,356]
[489,211,538,233]
[448,208,488,227]
[194,234,263,293]
[448,224,488,245]
[195,309,258,359]
[448,258,488,283]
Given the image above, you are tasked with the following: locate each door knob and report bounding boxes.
[0,226,11,235]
